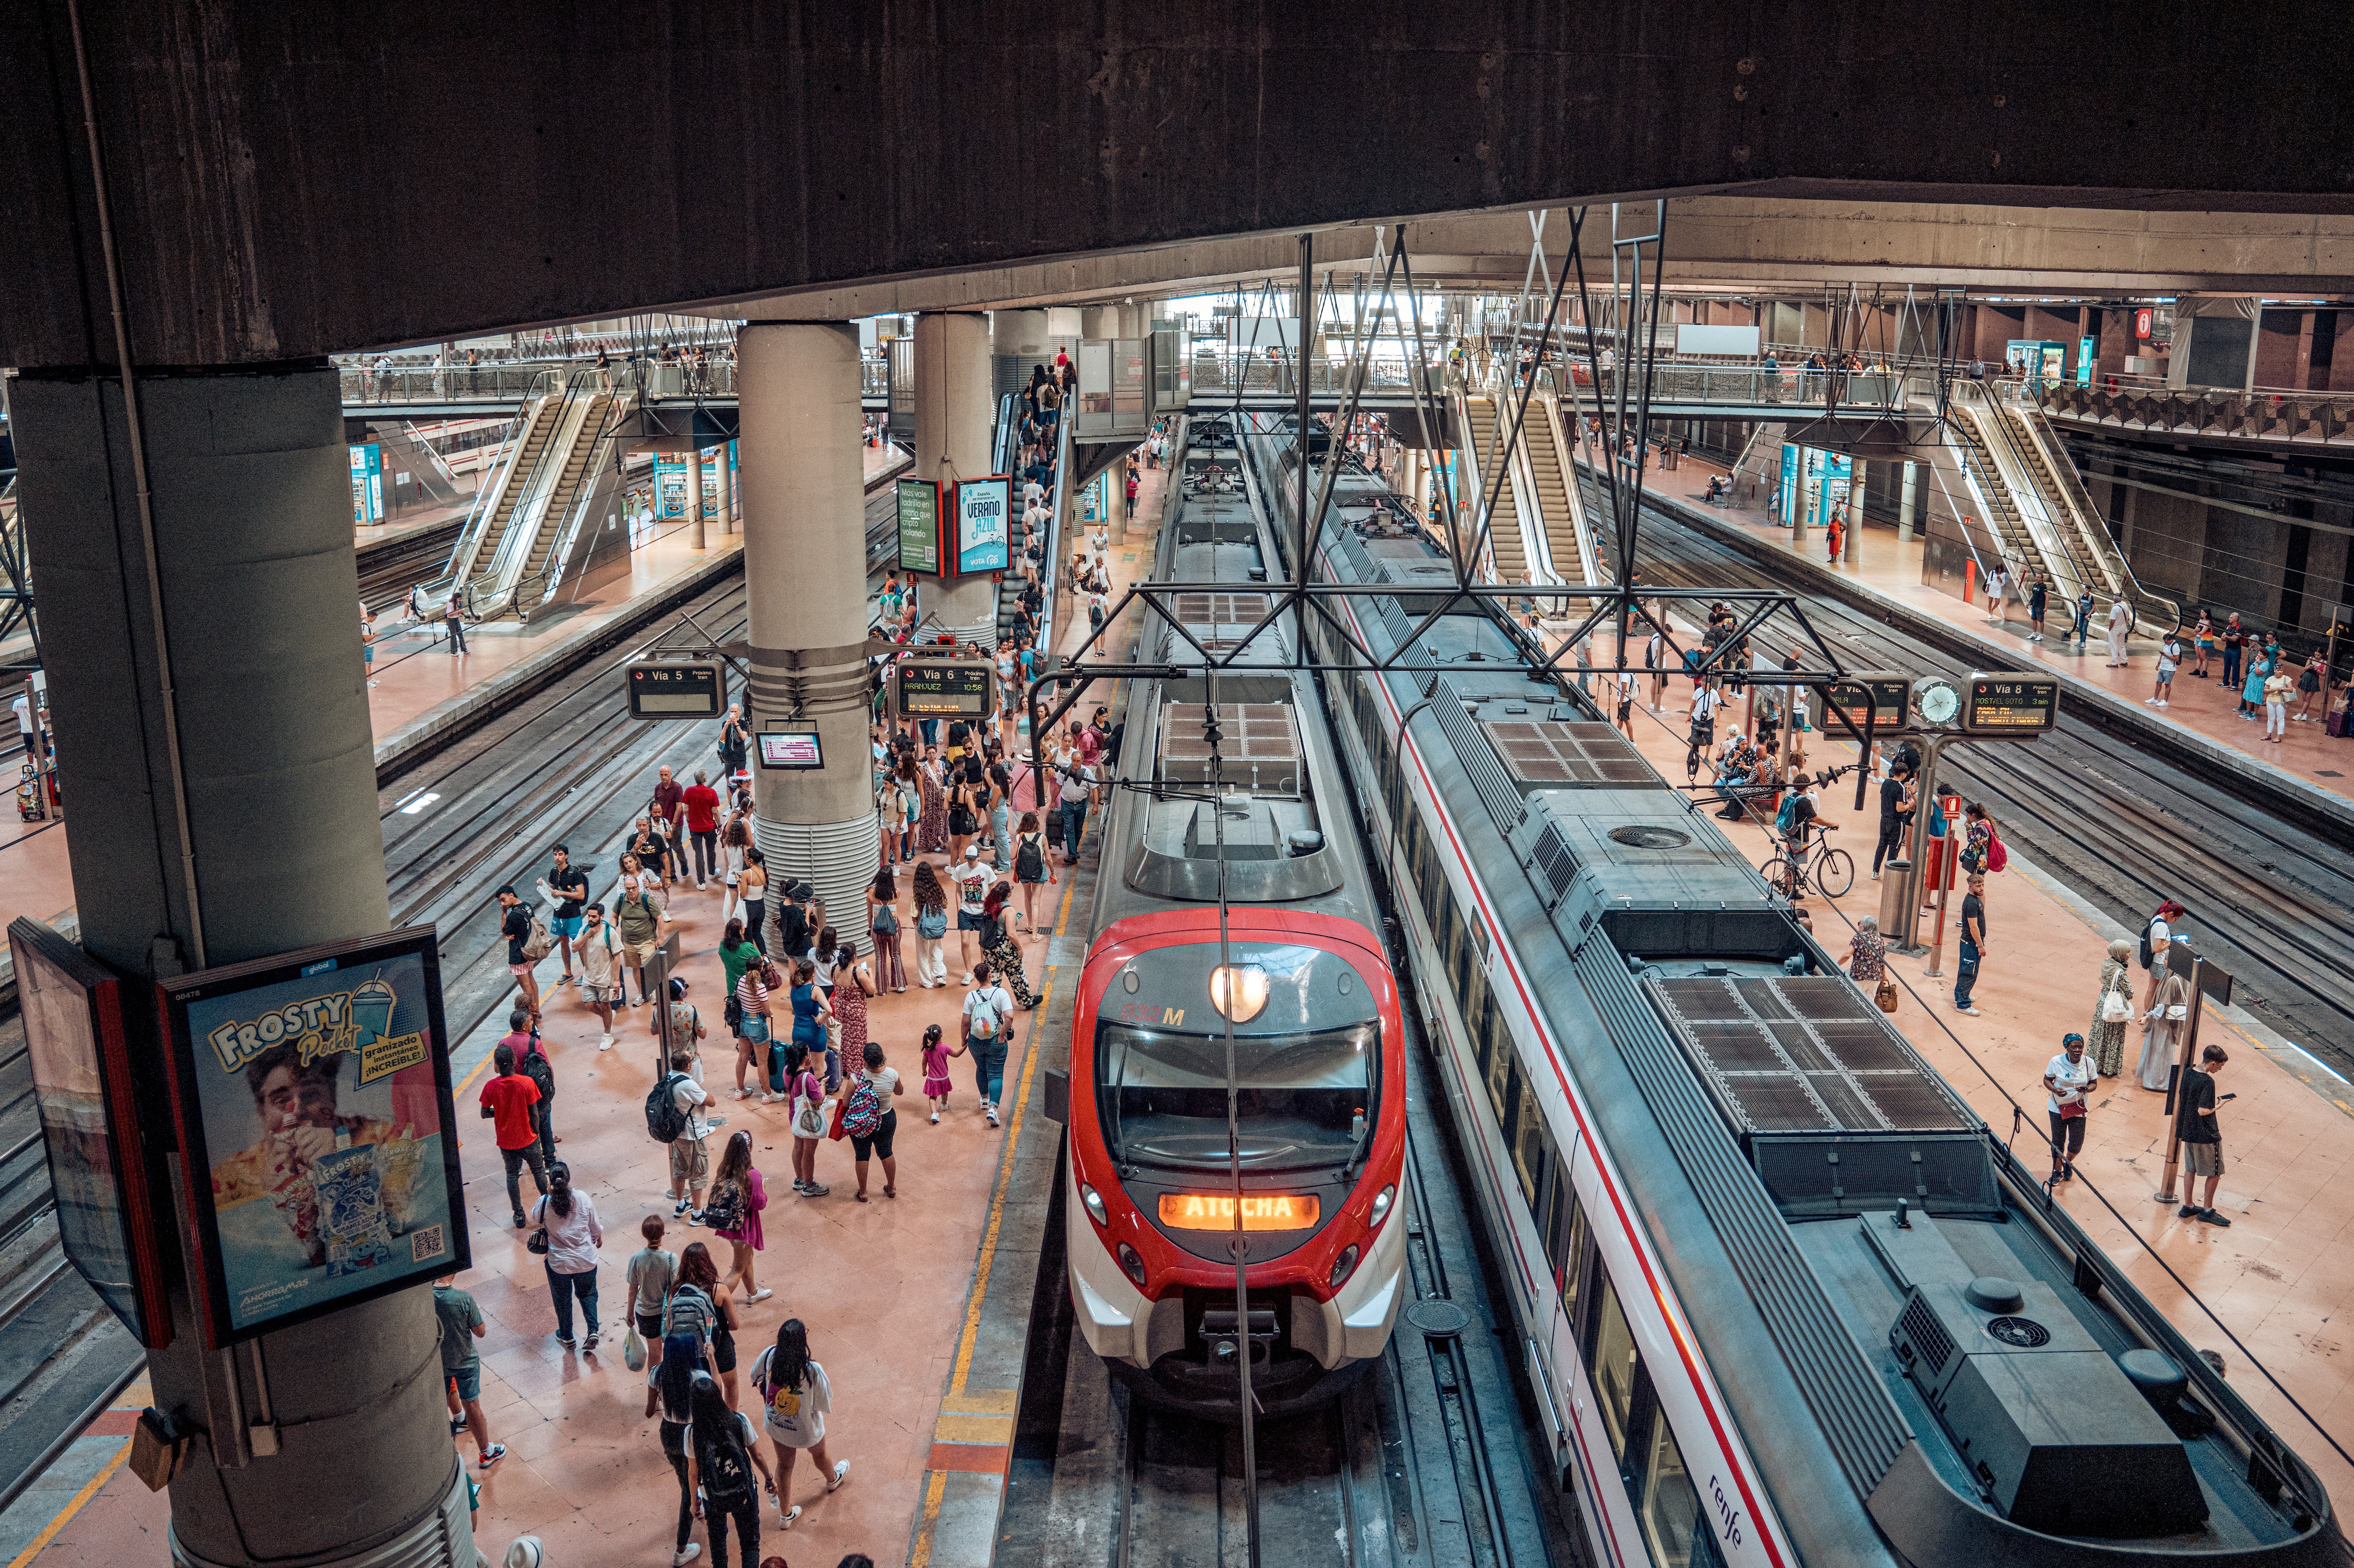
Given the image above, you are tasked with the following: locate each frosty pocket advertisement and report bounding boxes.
[161,927,467,1345]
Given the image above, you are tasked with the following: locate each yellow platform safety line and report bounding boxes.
[909,868,1079,1568]
[5,1445,129,1568]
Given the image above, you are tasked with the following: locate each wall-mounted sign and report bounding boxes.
[11,919,174,1348]
[896,478,943,576]
[894,659,996,718]
[626,660,724,719]
[954,476,1012,576]
[158,926,467,1346]
[1963,674,2060,733]
[2136,308,2154,340]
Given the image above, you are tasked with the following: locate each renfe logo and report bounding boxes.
[1117,1001,1185,1027]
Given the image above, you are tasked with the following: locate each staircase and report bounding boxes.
[1459,393,1532,584]
[1522,396,1594,587]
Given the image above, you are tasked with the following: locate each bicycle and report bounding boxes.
[1760,822,1854,900]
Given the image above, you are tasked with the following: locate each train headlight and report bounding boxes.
[1370,1185,1396,1230]
[1116,1243,1150,1289]
[1209,963,1269,1023]
[1080,1183,1109,1228]
[1329,1243,1362,1290]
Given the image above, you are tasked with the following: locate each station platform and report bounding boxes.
[1,455,1166,1568]
[1581,638,2354,1515]
[1654,451,2354,809]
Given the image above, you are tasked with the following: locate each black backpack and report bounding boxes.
[645,1072,688,1143]
[521,1043,556,1102]
[2138,909,2169,971]
[696,1413,758,1506]
[1015,835,1045,881]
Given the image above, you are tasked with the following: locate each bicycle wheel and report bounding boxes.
[1758,857,1799,899]
[1814,846,1856,899]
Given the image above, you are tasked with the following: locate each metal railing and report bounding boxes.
[2039,381,2354,445]
[343,354,892,406]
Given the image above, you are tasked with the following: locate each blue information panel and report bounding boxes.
[954,475,1012,575]
[160,926,467,1345]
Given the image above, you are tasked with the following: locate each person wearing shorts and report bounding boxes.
[846,1043,903,1201]
[2148,636,2179,709]
[2175,1044,2231,1226]
[496,885,540,1018]
[614,876,663,1006]
[538,845,589,984]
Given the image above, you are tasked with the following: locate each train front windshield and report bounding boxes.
[1096,1023,1378,1171]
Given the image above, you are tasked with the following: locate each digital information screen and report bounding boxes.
[895,660,996,718]
[627,661,723,719]
[1823,675,1911,729]
[158,926,467,1346]
[757,730,824,770]
[1965,674,2060,733]
[897,478,942,576]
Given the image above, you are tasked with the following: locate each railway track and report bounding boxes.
[357,518,466,611]
[1625,513,2354,1078]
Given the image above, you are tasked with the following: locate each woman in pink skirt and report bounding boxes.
[709,1130,773,1305]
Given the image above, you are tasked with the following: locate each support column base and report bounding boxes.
[172,1463,473,1568]
[755,813,879,954]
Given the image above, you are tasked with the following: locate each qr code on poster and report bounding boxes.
[411,1225,446,1263]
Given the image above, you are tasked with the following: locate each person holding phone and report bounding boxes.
[2175,1044,2232,1226]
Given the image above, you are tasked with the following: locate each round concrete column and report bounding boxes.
[10,363,471,1567]
[716,441,736,534]
[992,309,1050,394]
[686,444,707,549]
[736,323,879,945]
[913,312,997,649]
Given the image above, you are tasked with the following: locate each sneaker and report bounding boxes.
[746,1287,774,1303]
[827,1459,850,1492]
[2198,1208,2233,1227]
[696,881,707,891]
[557,1336,576,1350]
[512,1212,528,1229]
[674,1198,689,1217]
[736,1087,755,1099]
[1957,1005,1981,1016]
[583,1333,599,1350]
[450,1416,469,1435]
[2158,700,2168,708]
[688,1210,707,1227]
[598,1035,613,1051]
[673,1546,703,1566]
[802,1183,830,1198]
[959,972,975,987]
[930,1110,941,1125]
[2145,697,2158,704]
[780,1505,803,1529]
[2179,1204,2201,1218]
[792,1178,807,1192]
[478,1444,507,1468]
[986,1104,1001,1128]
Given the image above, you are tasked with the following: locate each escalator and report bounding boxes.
[1993,401,2181,633]
[1522,394,1597,587]
[1457,391,1533,584]
[1946,402,2063,596]
[442,394,556,600]
[450,376,616,619]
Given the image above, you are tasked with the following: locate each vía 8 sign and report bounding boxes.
[1964,674,2060,733]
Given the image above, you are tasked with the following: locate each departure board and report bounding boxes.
[894,660,995,718]
[1964,674,2060,733]
[1823,675,1911,729]
[626,661,724,719]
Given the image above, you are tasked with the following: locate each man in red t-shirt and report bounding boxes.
[680,768,722,890]
[478,1041,546,1228]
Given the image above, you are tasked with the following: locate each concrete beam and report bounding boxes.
[10,4,2354,367]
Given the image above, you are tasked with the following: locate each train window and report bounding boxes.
[1489,1042,1519,1138]
[1588,1276,1642,1461]
[1546,1178,1588,1316]
[1463,965,1494,1076]
[1638,1418,1724,1568]
[1510,1077,1548,1206]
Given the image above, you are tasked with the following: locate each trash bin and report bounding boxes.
[1878,858,1913,947]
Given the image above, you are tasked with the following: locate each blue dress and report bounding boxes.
[790,982,823,1047]
[2242,663,2269,708]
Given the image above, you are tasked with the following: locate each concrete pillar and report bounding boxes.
[687,445,707,550]
[992,310,1050,400]
[1899,459,1918,544]
[913,312,998,648]
[10,363,470,1567]
[716,440,736,534]
[1845,459,1866,562]
[737,324,879,944]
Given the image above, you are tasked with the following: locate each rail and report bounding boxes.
[342,354,891,405]
[2040,380,2354,446]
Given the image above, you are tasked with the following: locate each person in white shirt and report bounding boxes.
[2150,636,2181,708]
[959,964,1017,1127]
[750,1319,846,1528]
[2106,597,2133,667]
[1983,566,2007,623]
[529,1162,605,1350]
[950,845,993,983]
[2041,1033,2096,1183]
[666,1044,714,1220]
[2142,900,2184,1009]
